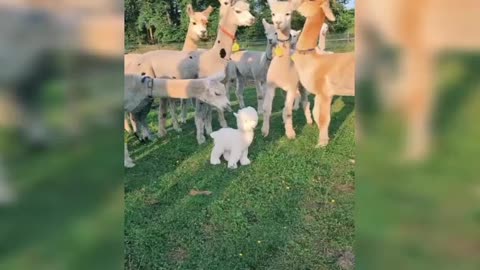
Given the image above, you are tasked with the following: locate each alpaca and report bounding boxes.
[262,0,313,139]
[128,0,255,145]
[291,0,355,147]
[210,107,258,169]
[318,23,328,51]
[173,4,214,128]
[124,5,214,138]
[229,19,276,114]
[124,73,231,165]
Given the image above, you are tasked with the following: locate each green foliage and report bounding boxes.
[125,0,355,48]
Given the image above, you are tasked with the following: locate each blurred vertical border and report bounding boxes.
[357,0,480,269]
[0,1,124,269]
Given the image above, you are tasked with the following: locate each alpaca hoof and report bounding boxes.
[220,122,228,128]
[157,130,167,138]
[262,126,269,137]
[240,158,251,166]
[307,119,314,125]
[125,161,135,168]
[228,163,238,169]
[197,136,206,145]
[286,130,296,140]
[210,159,221,165]
[174,127,182,133]
[316,138,329,148]
[180,118,187,124]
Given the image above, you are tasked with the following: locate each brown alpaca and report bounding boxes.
[292,0,355,147]
[262,0,313,139]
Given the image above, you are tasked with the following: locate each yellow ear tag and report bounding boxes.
[274,47,284,57]
[291,55,295,62]
[232,42,240,52]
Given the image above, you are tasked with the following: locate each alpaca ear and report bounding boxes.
[202,5,214,17]
[234,112,238,118]
[322,1,336,21]
[262,18,269,30]
[186,4,195,17]
[288,0,302,10]
[267,0,276,8]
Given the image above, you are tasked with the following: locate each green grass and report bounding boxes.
[125,89,355,269]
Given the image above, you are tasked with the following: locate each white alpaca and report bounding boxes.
[124,73,230,166]
[210,107,258,169]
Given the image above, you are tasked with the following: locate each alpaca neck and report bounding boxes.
[152,79,204,99]
[240,129,255,145]
[261,41,274,67]
[182,32,199,51]
[275,28,292,54]
[209,13,238,59]
[297,13,325,50]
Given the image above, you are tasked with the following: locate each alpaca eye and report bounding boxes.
[272,13,275,16]
[193,22,197,25]
[286,13,291,16]
[224,2,228,5]
[235,10,241,14]
[215,92,221,96]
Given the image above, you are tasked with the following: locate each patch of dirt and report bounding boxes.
[337,248,355,270]
[335,183,355,193]
[169,247,189,263]
[304,214,316,223]
[304,201,325,210]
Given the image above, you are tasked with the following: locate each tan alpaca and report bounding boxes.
[291,0,354,147]
[128,0,255,144]
[124,73,230,166]
[262,0,313,139]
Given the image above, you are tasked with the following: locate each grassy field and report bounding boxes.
[125,87,355,269]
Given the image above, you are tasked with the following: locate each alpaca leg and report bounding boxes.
[205,106,213,135]
[129,113,139,134]
[300,87,313,125]
[195,100,206,144]
[261,83,276,137]
[236,77,246,108]
[255,80,265,115]
[217,108,228,128]
[180,99,188,124]
[283,89,297,139]
[210,145,223,165]
[223,151,231,161]
[124,113,133,133]
[227,148,242,169]
[313,94,332,147]
[293,95,301,111]
[169,99,182,132]
[124,143,135,168]
[157,98,168,137]
[240,149,251,166]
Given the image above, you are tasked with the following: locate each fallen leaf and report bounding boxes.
[189,190,212,196]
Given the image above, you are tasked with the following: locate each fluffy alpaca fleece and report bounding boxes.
[210,107,258,169]
[126,0,255,145]
[124,73,230,166]
[262,0,313,140]
[291,0,354,147]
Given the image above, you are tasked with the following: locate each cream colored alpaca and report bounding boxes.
[291,0,354,147]
[229,19,276,114]
[171,4,214,128]
[128,0,255,144]
[124,5,214,137]
[262,0,313,139]
[124,73,230,166]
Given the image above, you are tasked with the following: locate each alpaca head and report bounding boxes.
[262,18,276,45]
[186,4,214,41]
[290,29,302,48]
[201,73,231,111]
[220,0,255,27]
[290,0,335,21]
[234,107,258,131]
[268,0,295,31]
